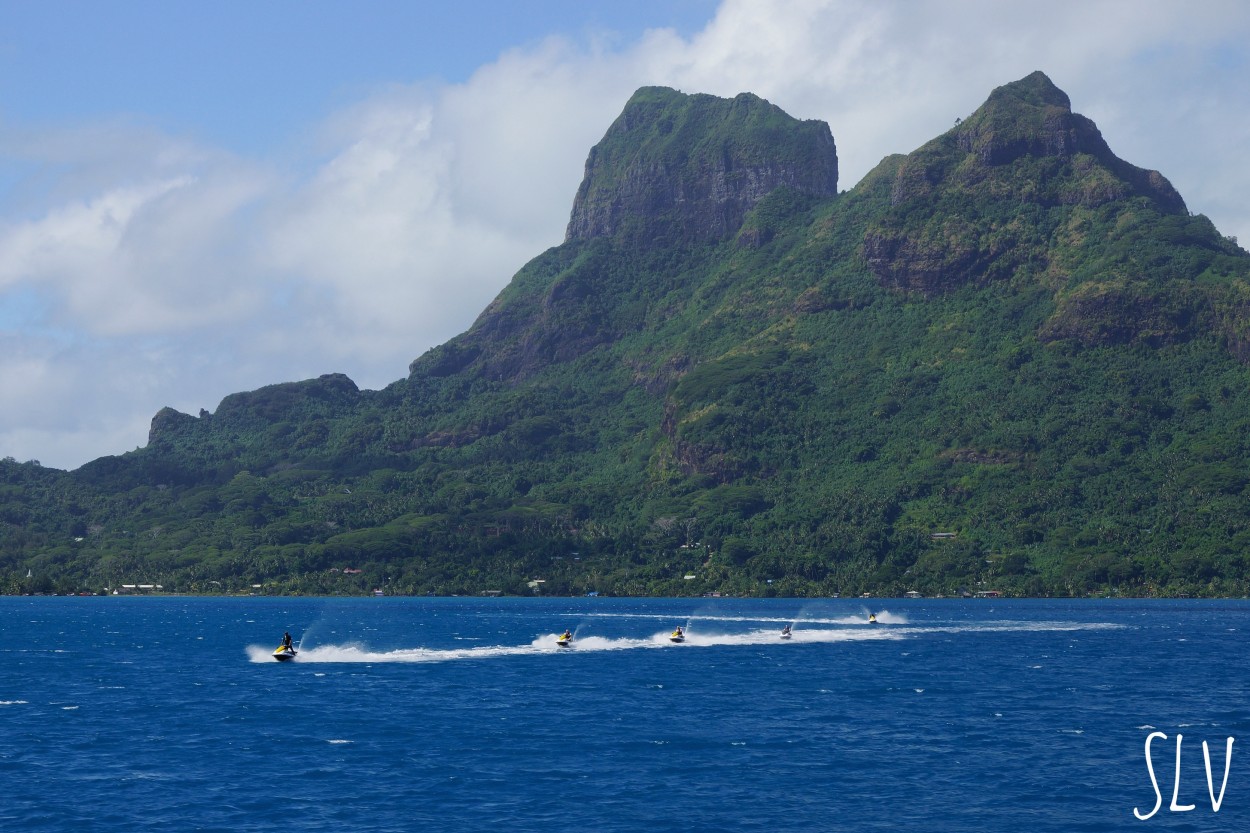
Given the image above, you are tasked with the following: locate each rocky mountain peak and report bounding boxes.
[565,87,839,246]
[951,71,1184,211]
[865,71,1190,296]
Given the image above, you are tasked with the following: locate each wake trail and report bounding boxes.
[245,627,900,664]
[246,618,1122,664]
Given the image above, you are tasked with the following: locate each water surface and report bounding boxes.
[2,596,1246,831]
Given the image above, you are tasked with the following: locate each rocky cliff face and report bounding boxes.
[565,87,839,246]
[409,88,843,384]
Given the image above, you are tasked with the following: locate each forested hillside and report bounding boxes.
[5,72,1250,598]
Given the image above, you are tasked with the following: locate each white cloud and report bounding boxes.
[1,0,1248,469]
[0,145,273,336]
[0,334,167,466]
[257,40,638,371]
[661,0,1250,232]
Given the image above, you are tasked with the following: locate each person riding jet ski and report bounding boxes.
[273,631,297,661]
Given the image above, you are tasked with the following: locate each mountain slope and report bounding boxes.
[4,71,1250,598]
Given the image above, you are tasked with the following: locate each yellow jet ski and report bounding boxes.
[273,645,297,661]
[556,631,573,647]
[867,613,877,624]
[669,627,685,643]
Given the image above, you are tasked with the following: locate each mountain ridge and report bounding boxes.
[5,71,1250,599]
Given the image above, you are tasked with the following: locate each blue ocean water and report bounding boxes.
[2,596,1248,832]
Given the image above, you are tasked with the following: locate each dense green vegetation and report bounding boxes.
[5,72,1250,599]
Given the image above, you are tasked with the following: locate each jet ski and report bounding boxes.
[669,628,685,643]
[273,645,297,662]
[867,613,877,624]
[780,625,793,640]
[556,631,573,647]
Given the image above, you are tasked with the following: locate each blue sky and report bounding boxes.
[1,2,718,155]
[2,0,1248,469]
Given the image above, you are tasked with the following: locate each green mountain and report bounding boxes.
[5,71,1250,598]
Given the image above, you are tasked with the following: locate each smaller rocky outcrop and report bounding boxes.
[148,406,198,445]
[1038,280,1202,347]
[213,374,361,424]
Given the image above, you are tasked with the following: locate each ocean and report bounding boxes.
[2,596,1247,831]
